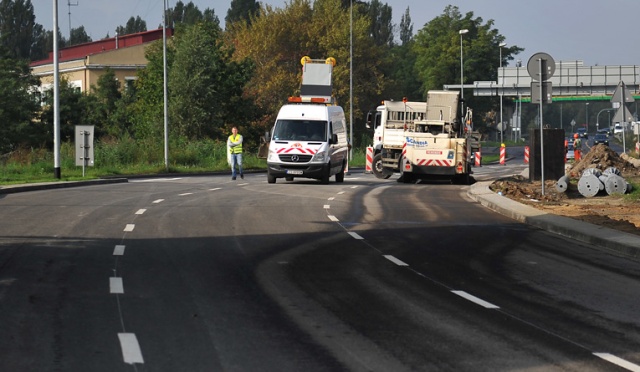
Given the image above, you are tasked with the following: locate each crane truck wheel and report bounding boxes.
[372,153,392,179]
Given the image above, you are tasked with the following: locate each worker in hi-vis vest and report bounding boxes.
[227,127,244,180]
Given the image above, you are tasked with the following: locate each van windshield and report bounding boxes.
[273,120,327,141]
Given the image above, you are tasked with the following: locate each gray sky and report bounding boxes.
[34,0,640,67]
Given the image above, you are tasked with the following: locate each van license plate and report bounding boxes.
[286,170,303,175]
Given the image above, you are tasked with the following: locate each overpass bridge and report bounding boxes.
[444,60,640,101]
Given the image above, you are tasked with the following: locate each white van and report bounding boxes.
[267,103,349,184]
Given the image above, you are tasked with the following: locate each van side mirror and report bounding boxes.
[331,133,338,144]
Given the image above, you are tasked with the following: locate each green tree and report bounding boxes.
[0,44,40,152]
[38,78,85,146]
[363,0,394,47]
[69,25,91,45]
[412,5,522,127]
[0,0,36,59]
[225,0,260,27]
[399,6,412,45]
[169,20,254,140]
[83,68,124,138]
[115,16,147,36]
[227,0,387,144]
[167,1,208,27]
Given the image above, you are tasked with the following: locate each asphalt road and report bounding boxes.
[0,171,639,371]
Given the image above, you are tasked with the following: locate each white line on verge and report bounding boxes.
[594,353,640,372]
[123,224,135,232]
[110,277,124,294]
[383,255,409,266]
[118,333,144,364]
[113,245,125,256]
[451,290,500,309]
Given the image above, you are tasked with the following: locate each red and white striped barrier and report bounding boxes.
[500,146,506,165]
[636,142,639,154]
[524,146,529,164]
[474,150,481,167]
[365,146,373,173]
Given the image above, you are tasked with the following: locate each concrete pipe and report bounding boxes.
[556,175,570,193]
[577,173,602,198]
[604,174,628,195]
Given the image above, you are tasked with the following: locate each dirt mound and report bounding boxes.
[568,144,639,178]
[489,146,640,235]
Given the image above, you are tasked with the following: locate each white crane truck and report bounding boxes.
[367,91,476,184]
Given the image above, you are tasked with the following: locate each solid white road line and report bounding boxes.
[123,224,135,232]
[152,199,164,203]
[594,353,640,372]
[113,245,125,256]
[383,255,409,266]
[110,277,124,294]
[135,209,146,215]
[328,215,339,222]
[348,232,364,240]
[451,290,500,309]
[118,333,144,364]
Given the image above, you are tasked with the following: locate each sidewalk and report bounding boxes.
[467,181,640,262]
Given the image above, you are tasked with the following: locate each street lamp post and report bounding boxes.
[585,102,589,132]
[596,108,616,132]
[459,29,469,120]
[499,42,506,145]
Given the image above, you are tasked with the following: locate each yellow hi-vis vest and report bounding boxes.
[228,134,243,154]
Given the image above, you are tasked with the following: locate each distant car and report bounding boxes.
[577,127,588,139]
[613,124,623,134]
[565,139,574,160]
[593,133,609,146]
[597,128,610,136]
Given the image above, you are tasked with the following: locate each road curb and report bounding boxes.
[468,181,640,262]
[0,178,128,194]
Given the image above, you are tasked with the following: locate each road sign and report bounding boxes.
[611,81,635,103]
[527,52,556,81]
[612,105,634,123]
[531,81,552,103]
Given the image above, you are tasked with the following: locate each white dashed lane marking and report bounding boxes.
[327,215,339,222]
[451,290,500,309]
[135,209,146,215]
[179,192,193,196]
[123,224,135,232]
[113,245,125,256]
[383,255,409,266]
[324,205,330,209]
[110,277,124,294]
[152,199,164,204]
[348,232,364,240]
[118,333,144,364]
[593,353,640,372]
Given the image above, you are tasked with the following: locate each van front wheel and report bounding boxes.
[321,166,330,184]
[335,162,345,183]
[267,173,276,184]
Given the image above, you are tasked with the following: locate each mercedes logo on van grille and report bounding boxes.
[291,155,300,162]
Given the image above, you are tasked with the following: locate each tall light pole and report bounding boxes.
[585,102,589,132]
[349,0,353,161]
[499,42,506,144]
[459,29,469,120]
[53,0,61,179]
[163,0,169,171]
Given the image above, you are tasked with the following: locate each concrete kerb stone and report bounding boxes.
[468,181,640,262]
[0,178,128,194]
